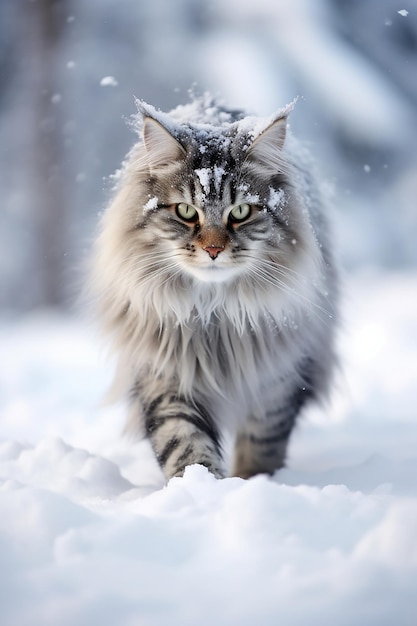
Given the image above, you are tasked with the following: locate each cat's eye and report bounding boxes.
[176,203,198,222]
[229,203,251,222]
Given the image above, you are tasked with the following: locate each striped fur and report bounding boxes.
[91,96,338,479]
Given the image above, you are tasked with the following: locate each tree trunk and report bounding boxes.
[30,0,68,308]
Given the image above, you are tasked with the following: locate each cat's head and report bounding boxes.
[122,99,317,292]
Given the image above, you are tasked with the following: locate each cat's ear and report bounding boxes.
[247,115,287,165]
[245,99,297,169]
[142,117,186,169]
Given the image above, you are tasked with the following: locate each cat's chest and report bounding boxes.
[152,310,285,395]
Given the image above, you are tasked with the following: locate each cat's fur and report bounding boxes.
[91,95,337,479]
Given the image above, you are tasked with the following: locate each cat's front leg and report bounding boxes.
[231,393,307,479]
[142,392,224,479]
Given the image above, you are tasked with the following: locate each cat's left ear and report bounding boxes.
[247,115,287,164]
[246,100,296,167]
[142,117,186,170]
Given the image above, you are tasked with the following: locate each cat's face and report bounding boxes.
[149,199,272,284]
[134,114,307,288]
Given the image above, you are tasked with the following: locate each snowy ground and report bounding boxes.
[1,271,416,626]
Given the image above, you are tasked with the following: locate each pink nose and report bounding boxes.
[203,246,225,260]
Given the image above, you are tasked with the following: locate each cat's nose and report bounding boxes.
[203,245,225,260]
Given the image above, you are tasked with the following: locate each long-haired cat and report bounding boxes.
[92,95,337,479]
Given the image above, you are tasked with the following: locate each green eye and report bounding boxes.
[230,203,251,222]
[176,203,198,222]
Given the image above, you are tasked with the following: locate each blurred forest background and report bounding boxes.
[1,0,416,312]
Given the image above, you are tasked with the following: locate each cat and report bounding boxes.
[91,94,338,480]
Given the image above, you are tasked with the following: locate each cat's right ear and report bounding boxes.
[142,117,186,170]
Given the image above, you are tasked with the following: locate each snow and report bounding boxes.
[267,186,285,212]
[213,166,226,194]
[194,168,211,197]
[136,94,239,136]
[236,99,297,140]
[144,196,159,213]
[1,271,416,624]
[100,76,118,87]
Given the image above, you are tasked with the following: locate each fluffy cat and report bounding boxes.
[91,95,337,479]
